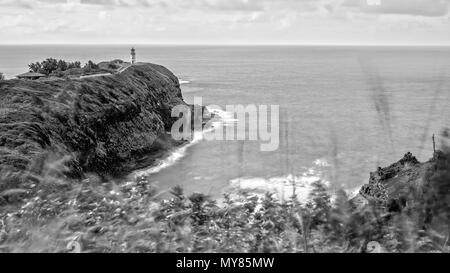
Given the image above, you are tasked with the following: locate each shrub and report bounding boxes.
[29,59,83,75]
[83,61,99,73]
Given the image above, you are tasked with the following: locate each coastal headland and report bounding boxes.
[0,62,193,195]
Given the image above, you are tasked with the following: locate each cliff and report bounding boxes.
[0,63,187,195]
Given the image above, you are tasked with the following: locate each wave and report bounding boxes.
[207,107,238,127]
[132,110,220,179]
[132,131,207,179]
[179,79,191,85]
[229,159,331,202]
[314,158,331,167]
[346,186,362,199]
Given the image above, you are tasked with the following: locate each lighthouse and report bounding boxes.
[131,47,136,64]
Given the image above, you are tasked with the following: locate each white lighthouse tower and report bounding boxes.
[131,47,136,64]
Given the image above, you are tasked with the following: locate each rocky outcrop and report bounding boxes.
[352,152,435,212]
[0,63,189,194]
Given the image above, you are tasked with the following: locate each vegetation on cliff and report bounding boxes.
[28,58,104,77]
[29,58,81,75]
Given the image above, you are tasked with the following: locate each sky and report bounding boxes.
[0,0,449,45]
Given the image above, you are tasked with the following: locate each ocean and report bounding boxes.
[1,45,449,199]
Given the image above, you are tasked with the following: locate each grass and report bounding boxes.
[0,157,448,253]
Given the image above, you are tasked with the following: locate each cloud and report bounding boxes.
[80,0,155,7]
[1,0,449,17]
[0,0,449,44]
[0,0,35,9]
[75,0,320,12]
[343,0,450,17]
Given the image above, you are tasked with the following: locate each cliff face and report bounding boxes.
[0,63,186,192]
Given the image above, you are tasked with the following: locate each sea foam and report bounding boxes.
[133,131,205,179]
[132,107,227,179]
[229,159,331,202]
[179,79,191,85]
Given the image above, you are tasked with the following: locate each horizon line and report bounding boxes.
[1,43,450,47]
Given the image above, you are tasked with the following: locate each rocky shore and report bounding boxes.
[351,149,449,234]
[353,152,433,209]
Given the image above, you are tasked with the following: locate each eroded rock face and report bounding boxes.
[0,63,186,193]
[354,152,433,210]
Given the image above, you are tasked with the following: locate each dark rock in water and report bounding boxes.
[0,63,189,194]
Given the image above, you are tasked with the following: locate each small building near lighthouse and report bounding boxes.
[16,72,46,80]
[131,47,136,64]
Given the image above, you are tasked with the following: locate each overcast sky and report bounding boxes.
[0,0,449,45]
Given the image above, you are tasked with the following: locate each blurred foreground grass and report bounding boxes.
[0,140,449,253]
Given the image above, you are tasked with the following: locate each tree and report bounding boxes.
[84,60,99,72]
[57,59,68,71]
[41,58,59,75]
[308,180,332,228]
[29,59,84,76]
[29,59,81,75]
[329,189,351,240]
[68,61,81,69]
[29,62,43,73]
